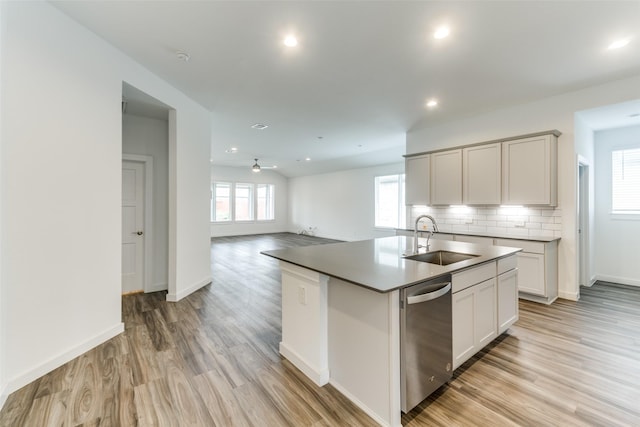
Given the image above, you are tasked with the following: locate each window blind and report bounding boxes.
[612,147,640,212]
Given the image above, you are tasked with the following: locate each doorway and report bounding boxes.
[578,158,591,288]
[122,159,147,293]
[122,82,170,294]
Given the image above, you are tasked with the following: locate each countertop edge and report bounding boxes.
[262,237,521,293]
[397,229,561,243]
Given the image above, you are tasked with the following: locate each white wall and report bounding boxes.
[0,1,211,398]
[593,124,640,287]
[407,74,640,301]
[123,114,169,292]
[574,114,596,286]
[288,163,404,241]
[0,1,4,407]
[210,166,289,237]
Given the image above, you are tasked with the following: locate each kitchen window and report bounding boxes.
[211,181,275,222]
[375,174,406,228]
[212,182,232,222]
[256,184,275,221]
[612,147,640,213]
[234,183,254,221]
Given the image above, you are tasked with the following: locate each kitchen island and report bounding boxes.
[262,236,520,427]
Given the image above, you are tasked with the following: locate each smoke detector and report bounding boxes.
[176,51,190,62]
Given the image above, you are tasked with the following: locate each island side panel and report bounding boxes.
[279,261,330,385]
[328,277,402,427]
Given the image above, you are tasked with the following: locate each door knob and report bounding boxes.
[135,231,144,236]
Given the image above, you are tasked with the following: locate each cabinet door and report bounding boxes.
[405,155,430,205]
[517,252,545,296]
[431,149,462,205]
[475,278,497,349]
[452,286,475,370]
[498,269,518,334]
[502,135,556,205]
[463,143,501,205]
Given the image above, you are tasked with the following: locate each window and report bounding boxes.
[234,183,254,221]
[211,181,276,222]
[212,182,232,222]
[375,174,406,228]
[256,184,275,220]
[612,147,640,213]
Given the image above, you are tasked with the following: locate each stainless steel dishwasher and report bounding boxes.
[400,275,452,413]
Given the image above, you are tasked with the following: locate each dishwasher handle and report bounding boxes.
[407,282,451,305]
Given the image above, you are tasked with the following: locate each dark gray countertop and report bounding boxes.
[262,236,520,293]
[397,228,561,243]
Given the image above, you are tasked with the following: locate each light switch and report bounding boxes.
[298,285,307,305]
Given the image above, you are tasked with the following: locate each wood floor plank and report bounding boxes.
[2,232,640,427]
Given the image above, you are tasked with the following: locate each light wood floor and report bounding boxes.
[1,233,639,426]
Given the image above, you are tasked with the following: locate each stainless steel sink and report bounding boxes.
[404,250,479,266]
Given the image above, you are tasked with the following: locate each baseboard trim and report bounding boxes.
[329,378,401,427]
[0,383,8,413]
[558,290,579,301]
[594,275,640,287]
[5,323,124,397]
[166,276,211,302]
[279,342,329,386]
[146,281,168,293]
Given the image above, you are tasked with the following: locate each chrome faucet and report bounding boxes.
[413,215,439,254]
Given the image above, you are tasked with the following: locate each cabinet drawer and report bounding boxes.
[497,255,517,275]
[452,261,496,293]
[495,238,545,254]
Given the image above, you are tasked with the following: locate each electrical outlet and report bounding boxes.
[298,285,307,305]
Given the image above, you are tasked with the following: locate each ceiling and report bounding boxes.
[53,1,640,177]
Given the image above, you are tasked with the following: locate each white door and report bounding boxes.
[122,161,145,293]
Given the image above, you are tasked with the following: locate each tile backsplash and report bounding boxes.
[409,205,562,238]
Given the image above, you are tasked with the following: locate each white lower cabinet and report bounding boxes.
[497,268,518,334]
[496,238,558,304]
[452,263,498,370]
[452,256,519,370]
[515,252,545,295]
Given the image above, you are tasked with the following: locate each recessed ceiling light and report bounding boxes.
[305,157,311,161]
[283,35,298,47]
[176,51,190,62]
[433,26,450,39]
[251,123,268,130]
[608,38,630,50]
[225,147,238,154]
[426,99,438,108]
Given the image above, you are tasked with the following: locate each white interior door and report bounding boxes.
[122,160,145,293]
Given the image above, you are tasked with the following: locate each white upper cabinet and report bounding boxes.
[502,134,557,206]
[463,143,501,205]
[405,130,559,207]
[405,154,430,205]
[431,149,462,205]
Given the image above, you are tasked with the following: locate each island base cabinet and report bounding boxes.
[452,277,497,370]
[279,262,330,386]
[498,268,519,334]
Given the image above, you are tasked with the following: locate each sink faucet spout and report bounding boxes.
[413,215,439,254]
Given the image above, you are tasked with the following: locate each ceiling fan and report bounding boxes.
[251,158,278,172]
